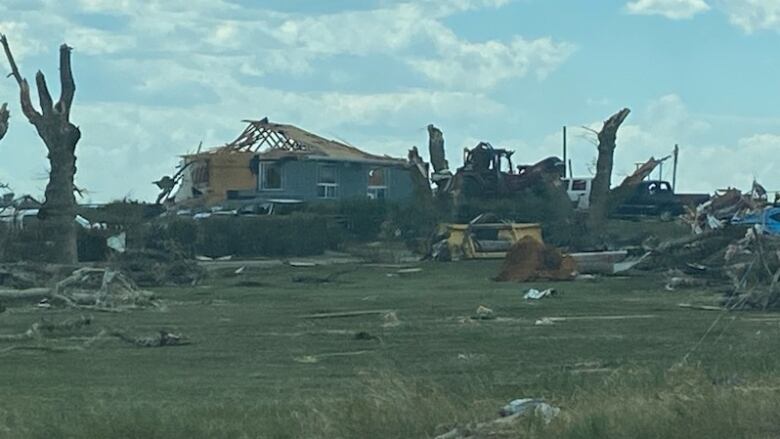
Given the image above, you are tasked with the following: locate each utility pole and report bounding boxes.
[672,144,679,191]
[562,126,567,178]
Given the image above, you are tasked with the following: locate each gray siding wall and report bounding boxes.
[254,159,414,202]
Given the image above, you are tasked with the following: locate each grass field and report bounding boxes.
[1,260,780,438]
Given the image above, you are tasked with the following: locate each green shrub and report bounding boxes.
[307,198,388,242]
[193,214,333,258]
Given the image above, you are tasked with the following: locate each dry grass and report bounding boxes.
[0,261,779,438]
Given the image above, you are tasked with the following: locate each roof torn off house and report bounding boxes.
[159,118,421,207]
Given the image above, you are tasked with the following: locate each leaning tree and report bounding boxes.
[587,108,631,230]
[0,35,80,264]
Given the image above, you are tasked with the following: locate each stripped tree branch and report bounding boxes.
[35,71,53,116]
[57,44,74,117]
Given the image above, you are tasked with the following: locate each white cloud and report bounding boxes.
[65,28,136,55]
[272,3,573,90]
[0,21,43,59]
[412,34,575,88]
[721,0,780,33]
[625,0,710,19]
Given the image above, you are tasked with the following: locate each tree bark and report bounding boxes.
[588,108,630,229]
[1,35,81,264]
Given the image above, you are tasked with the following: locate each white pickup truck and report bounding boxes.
[562,178,593,210]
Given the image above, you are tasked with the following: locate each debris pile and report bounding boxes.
[720,229,780,310]
[640,180,780,310]
[683,183,769,234]
[53,267,159,310]
[111,249,204,287]
[495,237,577,282]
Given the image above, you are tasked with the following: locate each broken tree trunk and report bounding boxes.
[427,124,448,174]
[588,108,630,229]
[607,156,661,211]
[0,103,8,141]
[1,35,81,264]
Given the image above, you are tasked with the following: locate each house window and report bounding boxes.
[317,165,338,199]
[367,167,387,200]
[261,162,282,190]
[192,160,209,185]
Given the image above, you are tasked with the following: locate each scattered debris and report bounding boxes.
[678,303,723,311]
[472,305,495,320]
[524,288,557,300]
[434,399,560,439]
[382,311,401,328]
[301,309,393,319]
[292,269,353,284]
[292,350,373,364]
[537,314,657,323]
[499,398,560,423]
[397,267,423,275]
[111,330,188,347]
[0,315,104,354]
[495,237,577,282]
[106,232,126,253]
[664,270,708,291]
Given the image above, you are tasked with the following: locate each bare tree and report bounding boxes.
[588,108,630,228]
[0,35,80,263]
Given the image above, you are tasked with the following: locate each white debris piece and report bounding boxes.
[524,288,556,300]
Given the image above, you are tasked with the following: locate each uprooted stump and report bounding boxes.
[53,267,159,310]
[495,237,577,282]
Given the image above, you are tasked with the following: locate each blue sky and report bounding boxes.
[1,0,780,201]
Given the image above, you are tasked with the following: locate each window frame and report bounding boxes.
[317,165,339,199]
[367,167,387,200]
[260,162,283,191]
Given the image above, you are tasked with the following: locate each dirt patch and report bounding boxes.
[495,237,577,282]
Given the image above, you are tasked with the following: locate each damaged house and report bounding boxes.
[168,119,418,206]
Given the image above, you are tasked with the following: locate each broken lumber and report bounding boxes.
[678,303,724,311]
[0,288,50,302]
[301,310,393,319]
